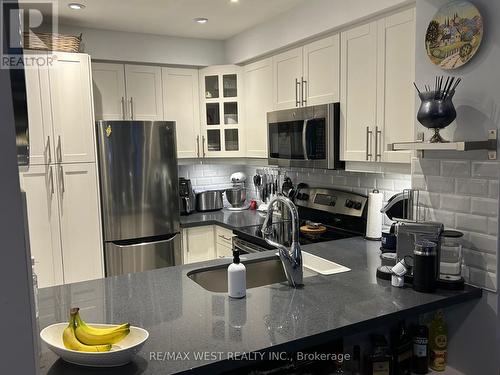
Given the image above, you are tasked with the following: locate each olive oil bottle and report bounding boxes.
[429,310,447,371]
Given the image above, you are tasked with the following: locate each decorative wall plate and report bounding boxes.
[425,0,483,70]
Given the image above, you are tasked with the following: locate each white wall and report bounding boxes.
[59,24,226,66]
[413,1,500,373]
[224,0,413,63]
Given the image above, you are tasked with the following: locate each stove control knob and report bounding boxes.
[354,202,362,210]
[345,199,354,208]
[302,193,309,201]
[296,193,303,200]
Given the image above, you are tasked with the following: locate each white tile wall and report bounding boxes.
[412,158,500,291]
[178,164,246,191]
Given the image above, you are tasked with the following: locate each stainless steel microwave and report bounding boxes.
[267,103,344,170]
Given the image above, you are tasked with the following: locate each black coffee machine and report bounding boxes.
[179,178,195,215]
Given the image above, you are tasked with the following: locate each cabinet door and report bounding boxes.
[340,22,378,162]
[273,47,303,110]
[162,67,201,159]
[124,65,163,121]
[183,226,215,264]
[24,52,54,165]
[91,62,126,120]
[303,35,340,106]
[378,8,416,163]
[19,165,63,288]
[57,163,103,283]
[49,53,96,163]
[244,58,273,158]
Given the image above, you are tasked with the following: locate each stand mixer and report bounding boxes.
[225,172,249,211]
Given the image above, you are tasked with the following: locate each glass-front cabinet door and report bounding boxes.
[199,66,244,157]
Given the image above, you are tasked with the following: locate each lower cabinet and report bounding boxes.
[182,225,234,264]
[20,162,104,287]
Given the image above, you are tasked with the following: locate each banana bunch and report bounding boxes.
[62,307,130,352]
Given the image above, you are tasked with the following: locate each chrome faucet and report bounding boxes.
[261,196,303,287]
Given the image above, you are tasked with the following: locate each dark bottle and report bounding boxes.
[367,334,392,375]
[412,325,429,374]
[391,321,412,375]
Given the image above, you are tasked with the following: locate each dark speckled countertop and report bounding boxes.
[179,208,267,230]
[38,235,481,375]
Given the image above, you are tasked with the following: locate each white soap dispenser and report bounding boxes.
[228,249,246,298]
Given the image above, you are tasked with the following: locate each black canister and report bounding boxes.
[413,240,437,293]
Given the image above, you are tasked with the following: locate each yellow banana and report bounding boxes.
[74,309,130,345]
[62,312,111,352]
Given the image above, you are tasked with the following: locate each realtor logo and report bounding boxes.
[1,0,58,69]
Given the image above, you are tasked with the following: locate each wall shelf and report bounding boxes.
[391,129,497,160]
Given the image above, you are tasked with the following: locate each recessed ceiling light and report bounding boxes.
[68,3,85,10]
[230,0,239,3]
[193,17,208,24]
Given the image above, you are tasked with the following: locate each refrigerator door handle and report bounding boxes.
[112,233,179,248]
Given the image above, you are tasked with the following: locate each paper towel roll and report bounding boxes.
[365,190,383,240]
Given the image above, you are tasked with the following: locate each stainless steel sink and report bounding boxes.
[187,256,313,293]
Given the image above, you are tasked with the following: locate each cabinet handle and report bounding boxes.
[46,136,51,164]
[57,135,62,163]
[301,77,307,106]
[366,126,373,161]
[49,166,54,195]
[121,97,126,120]
[295,78,301,107]
[375,126,382,161]
[196,135,200,158]
[202,135,206,157]
[59,165,65,194]
[218,234,232,241]
[129,97,134,120]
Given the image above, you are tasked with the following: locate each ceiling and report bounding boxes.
[55,0,306,40]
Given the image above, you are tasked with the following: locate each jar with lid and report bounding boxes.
[440,230,463,281]
[413,240,438,293]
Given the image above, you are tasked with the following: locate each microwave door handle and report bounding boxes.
[302,119,311,160]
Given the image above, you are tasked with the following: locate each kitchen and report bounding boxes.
[1,0,499,374]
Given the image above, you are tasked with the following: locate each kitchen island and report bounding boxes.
[38,237,481,375]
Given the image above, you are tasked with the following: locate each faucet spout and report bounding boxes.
[261,196,303,287]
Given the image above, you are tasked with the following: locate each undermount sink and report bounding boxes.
[187,253,350,293]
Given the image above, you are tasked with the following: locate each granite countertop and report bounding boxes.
[179,208,267,230]
[38,237,481,375]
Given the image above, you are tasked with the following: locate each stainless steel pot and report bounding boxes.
[225,187,247,208]
[196,190,224,212]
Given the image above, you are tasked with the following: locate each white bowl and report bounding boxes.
[40,323,149,367]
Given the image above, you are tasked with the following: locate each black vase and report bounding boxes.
[417,90,456,143]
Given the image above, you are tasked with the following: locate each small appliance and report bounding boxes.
[196,190,224,212]
[179,178,195,215]
[226,172,248,210]
[267,103,344,170]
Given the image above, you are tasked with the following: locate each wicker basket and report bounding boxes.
[23,32,82,53]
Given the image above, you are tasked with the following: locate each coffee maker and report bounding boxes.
[179,178,195,215]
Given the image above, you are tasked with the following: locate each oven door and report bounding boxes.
[267,103,341,169]
[233,237,269,254]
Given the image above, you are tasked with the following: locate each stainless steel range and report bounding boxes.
[233,187,368,253]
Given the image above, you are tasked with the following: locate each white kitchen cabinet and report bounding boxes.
[19,165,63,288]
[341,7,415,164]
[162,67,201,159]
[215,226,234,258]
[199,65,245,157]
[24,51,54,165]
[91,62,127,120]
[243,58,273,158]
[57,163,104,284]
[124,64,163,121]
[340,21,378,162]
[273,47,303,110]
[273,36,340,110]
[303,35,340,106]
[182,226,216,264]
[377,7,416,163]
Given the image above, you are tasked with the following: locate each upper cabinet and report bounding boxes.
[341,7,416,164]
[273,35,340,110]
[92,63,163,121]
[199,65,245,157]
[162,67,201,159]
[124,65,163,121]
[243,58,273,159]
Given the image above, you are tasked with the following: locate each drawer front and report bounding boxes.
[215,226,234,247]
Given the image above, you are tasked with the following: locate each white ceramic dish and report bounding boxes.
[40,323,149,367]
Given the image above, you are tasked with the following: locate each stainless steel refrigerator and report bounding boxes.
[96,121,181,276]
